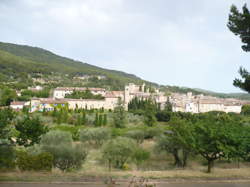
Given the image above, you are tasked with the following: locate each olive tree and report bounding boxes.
[79,127,111,147]
[125,129,145,144]
[40,130,88,171]
[102,137,136,170]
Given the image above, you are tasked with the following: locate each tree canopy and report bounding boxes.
[228,4,250,92]
[228,4,250,52]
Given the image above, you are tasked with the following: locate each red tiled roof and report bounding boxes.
[54,87,106,91]
[10,101,25,105]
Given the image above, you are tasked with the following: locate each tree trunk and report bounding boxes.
[108,159,111,172]
[182,150,188,168]
[207,160,213,173]
[173,150,182,167]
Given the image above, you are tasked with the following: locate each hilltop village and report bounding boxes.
[10,83,249,113]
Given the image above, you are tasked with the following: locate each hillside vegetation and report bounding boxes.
[0,42,145,90]
[0,41,249,100]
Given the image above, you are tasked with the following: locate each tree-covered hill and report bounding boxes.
[0,42,145,89]
[0,41,249,100]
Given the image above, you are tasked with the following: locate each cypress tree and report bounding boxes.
[99,114,103,126]
[82,112,86,125]
[103,114,108,126]
[76,114,82,126]
[94,113,99,126]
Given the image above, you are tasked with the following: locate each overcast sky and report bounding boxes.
[0,0,249,93]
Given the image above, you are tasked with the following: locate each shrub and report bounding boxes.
[133,147,150,169]
[102,137,136,169]
[16,150,53,171]
[156,111,171,122]
[79,128,111,147]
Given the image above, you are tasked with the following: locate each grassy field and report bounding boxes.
[2,139,250,183]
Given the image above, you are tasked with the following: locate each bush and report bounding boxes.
[156,111,171,122]
[125,130,145,144]
[16,151,53,171]
[40,130,88,171]
[102,137,136,169]
[0,145,16,170]
[79,127,111,147]
[133,147,150,169]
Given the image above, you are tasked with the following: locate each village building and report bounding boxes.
[10,101,29,111]
[23,84,247,113]
[53,87,106,99]
[170,92,244,113]
[28,85,43,92]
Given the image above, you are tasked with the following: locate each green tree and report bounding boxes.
[103,114,108,126]
[102,137,136,170]
[227,4,250,92]
[0,87,17,106]
[0,108,14,141]
[82,111,86,125]
[228,4,250,52]
[241,105,250,115]
[155,119,191,168]
[177,112,243,173]
[125,129,145,144]
[40,130,88,171]
[99,114,103,126]
[0,108,15,169]
[113,98,126,128]
[164,98,173,112]
[94,112,99,127]
[144,99,157,127]
[79,128,111,147]
[15,116,48,147]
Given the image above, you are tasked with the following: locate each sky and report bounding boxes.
[0,0,249,93]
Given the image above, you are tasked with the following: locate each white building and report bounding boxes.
[170,92,244,114]
[10,101,29,111]
[53,87,106,99]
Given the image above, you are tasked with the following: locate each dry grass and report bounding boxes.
[2,167,250,182]
[2,140,250,182]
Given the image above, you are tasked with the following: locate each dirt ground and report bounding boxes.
[1,182,250,187]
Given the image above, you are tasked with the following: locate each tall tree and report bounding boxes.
[144,98,157,127]
[113,98,126,128]
[228,4,250,92]
[228,4,250,52]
